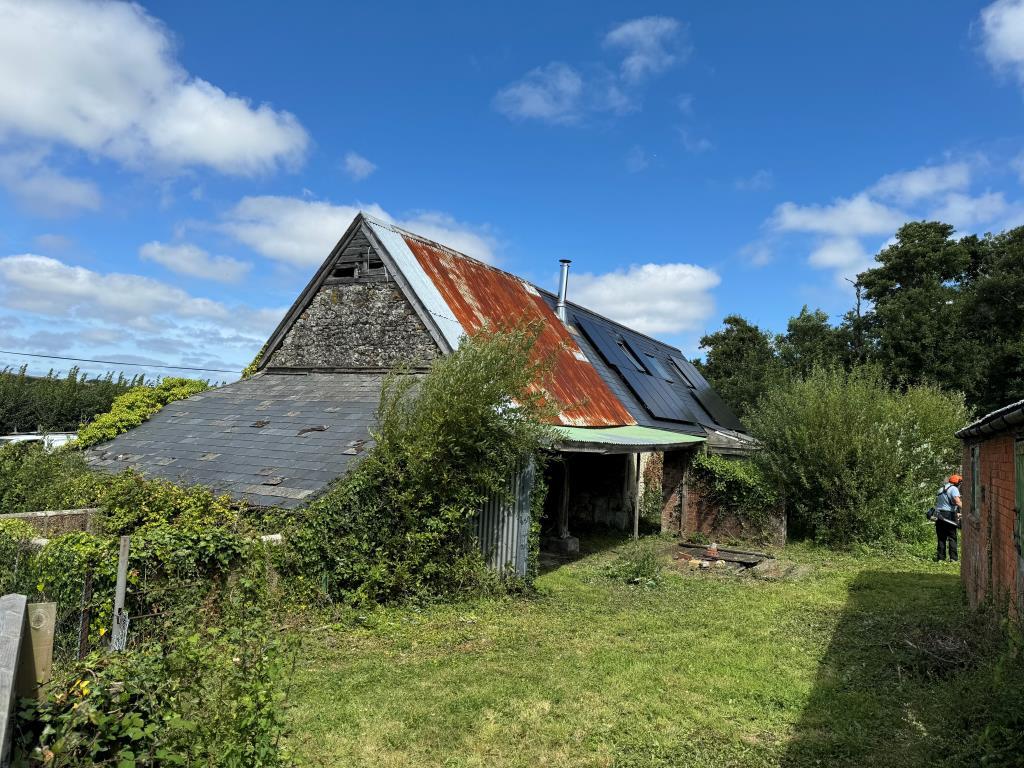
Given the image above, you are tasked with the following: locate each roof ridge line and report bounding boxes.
[363,211,684,355]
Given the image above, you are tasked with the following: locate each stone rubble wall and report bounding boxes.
[268,280,441,369]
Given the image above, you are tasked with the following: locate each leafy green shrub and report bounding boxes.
[688,451,779,536]
[0,441,239,533]
[976,623,1024,767]
[283,324,555,604]
[77,377,209,448]
[747,365,967,546]
[0,442,105,514]
[95,472,238,536]
[14,563,293,768]
[241,344,267,379]
[603,540,664,587]
[0,519,37,594]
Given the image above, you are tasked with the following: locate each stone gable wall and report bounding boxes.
[268,281,441,369]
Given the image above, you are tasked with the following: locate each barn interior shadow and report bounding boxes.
[780,569,980,768]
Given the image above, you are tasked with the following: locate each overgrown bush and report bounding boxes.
[77,377,209,448]
[0,366,143,435]
[688,451,779,537]
[0,519,37,594]
[0,441,239,533]
[747,366,967,546]
[0,442,105,514]
[94,472,238,536]
[14,557,294,768]
[283,324,555,604]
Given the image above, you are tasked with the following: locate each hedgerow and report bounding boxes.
[0,442,105,514]
[76,377,209,448]
[0,366,144,435]
[281,323,555,604]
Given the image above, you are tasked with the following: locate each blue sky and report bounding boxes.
[1,0,1023,380]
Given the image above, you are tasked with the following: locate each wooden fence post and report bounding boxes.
[110,536,130,652]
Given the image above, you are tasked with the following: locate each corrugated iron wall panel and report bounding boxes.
[475,460,534,577]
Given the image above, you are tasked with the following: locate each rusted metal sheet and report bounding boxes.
[404,236,635,427]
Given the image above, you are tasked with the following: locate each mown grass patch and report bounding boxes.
[286,536,1010,767]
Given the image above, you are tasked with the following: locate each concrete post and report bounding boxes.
[0,594,27,768]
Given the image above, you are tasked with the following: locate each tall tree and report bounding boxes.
[777,306,847,377]
[697,315,778,417]
[858,221,971,392]
[959,226,1024,415]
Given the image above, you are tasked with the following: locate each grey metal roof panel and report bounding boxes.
[86,372,385,509]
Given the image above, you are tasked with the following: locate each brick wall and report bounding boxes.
[651,448,785,547]
[961,433,1022,615]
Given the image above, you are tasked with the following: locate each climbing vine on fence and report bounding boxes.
[688,451,779,534]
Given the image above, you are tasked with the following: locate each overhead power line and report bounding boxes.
[0,349,238,374]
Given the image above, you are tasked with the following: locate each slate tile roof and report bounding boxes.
[87,372,384,508]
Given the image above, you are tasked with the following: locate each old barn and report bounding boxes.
[88,213,757,573]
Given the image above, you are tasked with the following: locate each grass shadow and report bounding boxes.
[780,568,997,768]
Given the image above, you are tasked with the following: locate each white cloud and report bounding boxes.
[33,234,74,252]
[929,191,1010,229]
[625,146,649,173]
[0,150,101,216]
[0,254,228,328]
[980,0,1024,83]
[808,237,871,272]
[870,162,970,203]
[1012,151,1024,182]
[771,193,908,237]
[220,197,497,267]
[603,16,686,82]
[494,16,683,125]
[0,0,308,175]
[140,241,252,283]
[397,211,498,264]
[735,169,773,191]
[343,151,377,181]
[570,262,720,335]
[493,63,584,124]
[220,197,382,267]
[739,241,774,267]
[0,253,285,375]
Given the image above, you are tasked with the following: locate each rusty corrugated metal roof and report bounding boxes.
[403,235,636,428]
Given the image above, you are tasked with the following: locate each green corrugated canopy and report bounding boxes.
[552,425,705,454]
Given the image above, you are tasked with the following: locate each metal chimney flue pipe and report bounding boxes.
[556,259,571,323]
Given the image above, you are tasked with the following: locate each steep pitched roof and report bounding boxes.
[352,213,743,436]
[87,373,383,508]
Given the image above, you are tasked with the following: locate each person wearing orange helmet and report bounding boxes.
[932,473,963,561]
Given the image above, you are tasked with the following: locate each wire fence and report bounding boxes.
[0,534,193,672]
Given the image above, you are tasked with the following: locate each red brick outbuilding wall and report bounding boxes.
[961,434,1021,615]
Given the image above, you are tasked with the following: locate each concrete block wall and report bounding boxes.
[961,434,1021,614]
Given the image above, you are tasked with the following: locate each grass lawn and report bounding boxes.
[285,536,1011,767]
